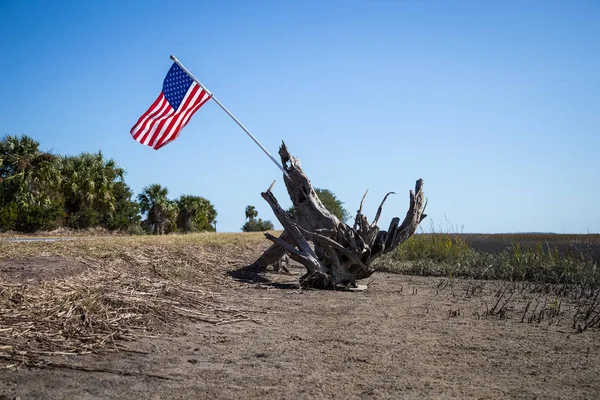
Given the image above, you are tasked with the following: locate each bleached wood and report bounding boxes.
[253,142,427,289]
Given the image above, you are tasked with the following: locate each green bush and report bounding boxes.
[242,218,274,232]
[15,200,65,232]
[0,202,18,231]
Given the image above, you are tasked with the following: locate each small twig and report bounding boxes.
[0,354,178,380]
[43,361,178,380]
[490,285,509,315]
[215,318,261,325]
[521,298,533,323]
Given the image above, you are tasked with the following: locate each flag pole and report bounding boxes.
[169,55,290,180]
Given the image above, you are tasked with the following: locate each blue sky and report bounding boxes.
[1,0,598,233]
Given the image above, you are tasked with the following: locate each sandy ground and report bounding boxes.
[0,242,600,399]
[1,260,600,399]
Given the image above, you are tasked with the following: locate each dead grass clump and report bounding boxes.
[0,233,272,369]
[573,288,600,332]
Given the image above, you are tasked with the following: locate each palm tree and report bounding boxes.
[0,135,54,177]
[245,205,258,221]
[0,135,63,232]
[241,205,274,232]
[105,181,140,231]
[176,195,217,233]
[138,184,174,234]
[0,134,59,204]
[59,151,125,228]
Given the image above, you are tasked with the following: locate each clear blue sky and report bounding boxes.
[1,0,598,233]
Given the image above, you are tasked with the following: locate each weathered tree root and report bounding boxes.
[254,142,427,289]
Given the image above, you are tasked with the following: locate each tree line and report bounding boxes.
[0,135,216,234]
[0,135,351,234]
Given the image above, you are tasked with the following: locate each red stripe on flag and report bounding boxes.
[161,90,212,146]
[130,94,162,137]
[154,90,211,149]
[131,95,167,140]
[132,95,171,141]
[152,86,205,149]
[148,85,201,148]
[137,102,174,145]
[155,90,210,149]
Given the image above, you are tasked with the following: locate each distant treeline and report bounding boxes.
[0,135,216,234]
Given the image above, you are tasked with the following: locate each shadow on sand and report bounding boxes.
[228,263,299,290]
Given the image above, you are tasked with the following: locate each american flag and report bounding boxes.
[130,63,211,150]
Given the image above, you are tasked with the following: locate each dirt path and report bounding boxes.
[2,266,600,399]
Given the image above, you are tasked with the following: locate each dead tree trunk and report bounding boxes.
[254,142,427,289]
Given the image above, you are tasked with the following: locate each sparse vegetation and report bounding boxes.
[0,233,269,368]
[1,232,600,397]
[241,205,274,232]
[375,233,600,288]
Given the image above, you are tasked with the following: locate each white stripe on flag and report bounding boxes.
[149,83,200,148]
[141,104,176,146]
[179,91,211,128]
[153,85,206,148]
[156,91,211,149]
[131,96,167,138]
[155,95,206,149]
[135,98,173,144]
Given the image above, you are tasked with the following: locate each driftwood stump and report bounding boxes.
[254,143,427,289]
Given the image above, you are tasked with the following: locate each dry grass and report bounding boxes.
[0,232,273,369]
[3,231,599,370]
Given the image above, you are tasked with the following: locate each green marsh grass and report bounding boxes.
[376,233,600,288]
